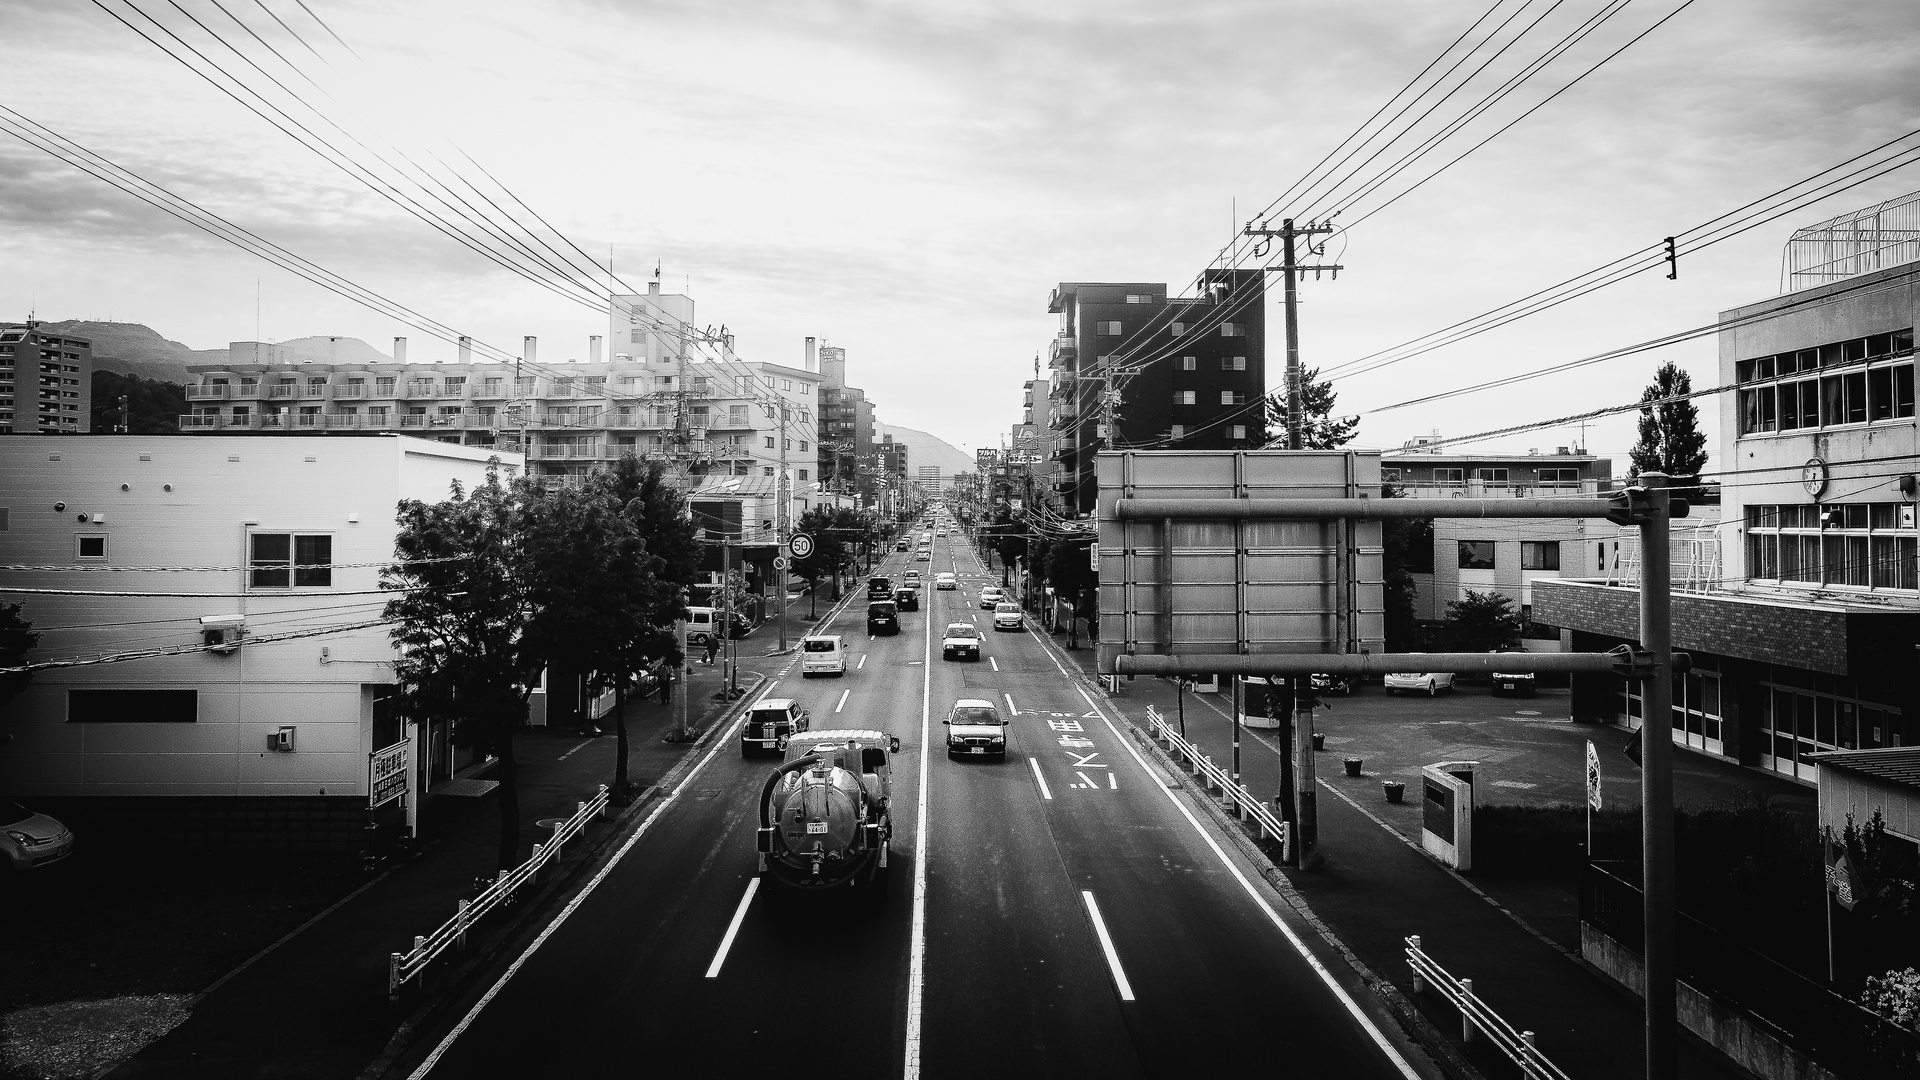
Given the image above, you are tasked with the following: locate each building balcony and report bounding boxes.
[472,383,510,400]
[1048,335,1076,368]
[332,385,368,400]
[265,384,303,400]
[529,443,605,460]
[187,384,234,400]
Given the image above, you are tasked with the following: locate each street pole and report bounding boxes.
[1294,682,1318,865]
[1231,675,1242,790]
[1640,472,1677,1080]
[777,401,789,654]
[1243,219,1338,451]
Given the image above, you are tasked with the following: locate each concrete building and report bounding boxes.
[814,341,876,503]
[1047,271,1267,513]
[0,434,521,850]
[1,322,91,434]
[1535,235,1918,778]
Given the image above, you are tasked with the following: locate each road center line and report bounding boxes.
[858,653,867,670]
[704,879,760,978]
[1029,757,1053,800]
[835,688,849,713]
[903,564,934,1080]
[1003,692,1019,716]
[1075,686,1421,1080]
[1080,891,1136,1001]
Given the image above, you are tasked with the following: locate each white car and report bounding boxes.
[1,798,74,871]
[977,586,1005,609]
[935,573,958,590]
[941,623,982,661]
[992,602,1024,630]
[1384,671,1455,696]
[945,698,1008,759]
[902,569,922,585]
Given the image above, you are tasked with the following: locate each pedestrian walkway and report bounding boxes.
[1054,647,1765,1080]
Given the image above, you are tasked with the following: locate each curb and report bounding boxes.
[360,672,770,1080]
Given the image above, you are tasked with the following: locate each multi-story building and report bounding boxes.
[1534,214,1919,779]
[1046,270,1267,513]
[0,321,91,434]
[814,341,876,502]
[0,434,518,850]
[875,434,910,518]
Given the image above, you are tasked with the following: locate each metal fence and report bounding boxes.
[1582,863,1920,1076]
[387,784,611,1004]
[1141,704,1290,852]
[1405,935,1571,1080]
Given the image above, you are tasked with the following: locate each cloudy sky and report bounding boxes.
[2,0,1917,469]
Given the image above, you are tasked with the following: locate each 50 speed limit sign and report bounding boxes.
[788,533,815,560]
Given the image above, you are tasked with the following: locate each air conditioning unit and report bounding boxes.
[200,614,245,655]
[270,726,296,752]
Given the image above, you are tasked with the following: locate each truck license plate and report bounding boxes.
[806,822,828,834]
[970,747,985,754]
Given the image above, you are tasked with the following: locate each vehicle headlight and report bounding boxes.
[990,736,1005,744]
[7,830,44,846]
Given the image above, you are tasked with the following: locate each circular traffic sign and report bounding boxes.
[788,533,815,559]
[773,555,790,570]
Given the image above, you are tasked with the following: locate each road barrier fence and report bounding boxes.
[1405,934,1571,1080]
[1142,704,1291,858]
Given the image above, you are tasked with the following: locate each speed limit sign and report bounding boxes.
[773,555,790,570]
[788,533,815,560]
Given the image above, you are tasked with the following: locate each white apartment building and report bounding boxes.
[0,434,520,851]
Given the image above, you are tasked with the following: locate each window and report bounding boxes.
[1745,502,1917,590]
[1736,329,1916,434]
[250,533,333,588]
[1220,322,1244,337]
[798,441,809,452]
[1471,468,1509,485]
[1220,391,1245,405]
[781,379,792,391]
[1174,390,1197,405]
[1179,356,1196,371]
[1170,322,1187,337]
[68,689,197,724]
[76,534,107,560]
[376,377,396,396]
[1537,467,1579,487]
[630,329,645,344]
[763,466,775,477]
[1098,321,1122,335]
[798,469,809,482]
[764,436,776,449]
[1433,468,1465,486]
[1125,294,1153,304]
[1458,541,1496,569]
[1521,541,1561,571]
[1222,356,1247,371]
[444,377,465,390]
[1231,425,1247,440]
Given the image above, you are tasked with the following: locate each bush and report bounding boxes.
[1863,968,1920,1034]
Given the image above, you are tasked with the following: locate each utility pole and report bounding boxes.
[1244,219,1339,450]
[776,398,790,654]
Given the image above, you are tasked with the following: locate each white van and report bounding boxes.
[800,634,847,678]
[685,607,719,648]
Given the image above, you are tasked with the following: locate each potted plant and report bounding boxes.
[1383,779,1405,803]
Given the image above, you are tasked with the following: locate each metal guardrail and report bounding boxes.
[1140,704,1291,854]
[1405,935,1571,1080]
[387,783,611,1004]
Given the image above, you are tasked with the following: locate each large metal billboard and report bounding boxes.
[1095,450,1385,674]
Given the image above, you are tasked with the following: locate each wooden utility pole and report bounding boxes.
[1244,219,1339,449]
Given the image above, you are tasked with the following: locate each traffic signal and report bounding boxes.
[1664,236,1678,280]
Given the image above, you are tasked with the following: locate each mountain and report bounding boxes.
[875,422,975,480]
[39,321,396,386]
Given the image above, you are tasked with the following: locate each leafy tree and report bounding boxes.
[1862,968,1920,1035]
[1629,361,1708,481]
[0,602,41,712]
[987,510,1025,587]
[1443,589,1522,653]
[1262,366,1359,449]
[1045,538,1097,648]
[384,470,540,870]
[791,505,847,616]
[90,370,187,433]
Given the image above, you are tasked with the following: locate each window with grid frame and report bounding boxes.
[1521,541,1560,571]
[1098,320,1122,335]
[1220,391,1245,406]
[1221,356,1247,371]
[1178,356,1196,371]
[250,532,333,588]
[1174,390,1196,405]
[1745,502,1917,589]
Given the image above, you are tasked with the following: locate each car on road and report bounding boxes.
[895,539,909,551]
[742,698,812,756]
[935,573,957,590]
[799,634,846,678]
[1491,650,1536,696]
[935,529,946,537]
[757,728,897,889]
[867,575,893,600]
[945,698,1009,759]
[1,798,74,872]
[992,602,1024,630]
[1310,673,1355,696]
[893,586,920,611]
[867,599,900,635]
[902,569,922,585]
[977,586,1004,609]
[1384,671,1455,696]
[941,623,982,661]
[915,551,931,562]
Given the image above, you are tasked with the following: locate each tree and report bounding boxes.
[1629,361,1708,481]
[90,370,187,433]
[791,505,847,616]
[1045,538,1097,648]
[1262,366,1359,449]
[384,470,541,870]
[1443,589,1522,653]
[0,602,41,713]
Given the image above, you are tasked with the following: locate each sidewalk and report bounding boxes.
[93,656,768,1080]
[1060,646,1784,1080]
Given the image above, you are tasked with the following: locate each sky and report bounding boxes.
[2,0,1918,472]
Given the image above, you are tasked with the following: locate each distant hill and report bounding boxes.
[40,321,396,386]
[876,422,975,480]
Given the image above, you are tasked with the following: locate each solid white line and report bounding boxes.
[989,657,999,671]
[835,688,849,714]
[1109,772,1118,790]
[1075,686,1421,1080]
[1029,757,1053,800]
[858,653,868,670]
[903,570,933,1080]
[1002,692,1019,716]
[704,878,760,978]
[1080,891,1136,1002]
[408,692,759,1079]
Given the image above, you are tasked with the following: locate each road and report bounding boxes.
[392,531,1432,1079]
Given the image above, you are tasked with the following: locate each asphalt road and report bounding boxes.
[392,533,1433,1079]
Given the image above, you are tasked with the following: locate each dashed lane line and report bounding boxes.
[704,879,759,978]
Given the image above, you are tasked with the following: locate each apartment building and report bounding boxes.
[814,341,876,501]
[1047,270,1267,513]
[1534,226,1919,778]
[0,321,91,434]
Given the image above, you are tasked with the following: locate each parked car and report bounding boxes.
[945,698,1009,759]
[1490,651,1536,696]
[1310,673,1355,696]
[799,634,847,678]
[993,602,1024,630]
[1,798,74,872]
[1384,672,1455,696]
[935,573,958,590]
[894,586,920,611]
[941,623,982,661]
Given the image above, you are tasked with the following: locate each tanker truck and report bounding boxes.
[756,728,899,889]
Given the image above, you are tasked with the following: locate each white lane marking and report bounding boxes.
[989,657,999,671]
[836,688,850,714]
[903,570,933,1080]
[704,878,760,978]
[408,693,762,1079]
[557,740,589,761]
[1076,770,1100,789]
[1003,692,1019,716]
[859,654,868,670]
[1075,686,1421,1080]
[1108,772,1118,790]
[1081,891,1136,1002]
[1029,757,1053,800]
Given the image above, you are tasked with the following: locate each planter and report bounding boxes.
[1343,757,1363,778]
[1383,780,1405,804]
[1311,732,1326,751]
